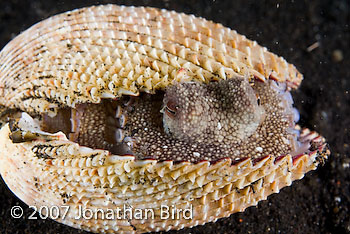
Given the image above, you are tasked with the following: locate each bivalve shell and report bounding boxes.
[0,5,329,233]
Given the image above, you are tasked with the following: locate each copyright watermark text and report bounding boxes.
[11,205,70,220]
[10,204,193,220]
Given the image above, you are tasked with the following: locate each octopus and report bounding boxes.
[0,4,330,234]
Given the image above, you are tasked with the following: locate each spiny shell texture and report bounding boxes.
[0,4,329,234]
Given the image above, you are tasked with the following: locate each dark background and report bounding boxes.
[0,0,349,233]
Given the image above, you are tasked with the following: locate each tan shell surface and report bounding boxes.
[0,4,328,234]
[0,4,302,117]
[0,122,329,233]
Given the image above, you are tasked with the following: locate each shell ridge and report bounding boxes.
[0,4,329,234]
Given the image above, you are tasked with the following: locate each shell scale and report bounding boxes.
[0,122,328,233]
[0,4,328,234]
[0,5,302,117]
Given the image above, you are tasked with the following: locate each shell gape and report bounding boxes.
[162,77,265,145]
[0,5,330,234]
[41,77,302,163]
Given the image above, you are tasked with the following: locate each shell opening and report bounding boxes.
[4,78,312,163]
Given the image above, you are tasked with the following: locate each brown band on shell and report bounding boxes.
[41,108,71,136]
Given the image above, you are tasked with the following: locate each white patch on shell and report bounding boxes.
[217,122,222,130]
[115,129,124,142]
[19,113,41,131]
[19,113,65,137]
[115,106,122,118]
[255,146,263,153]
